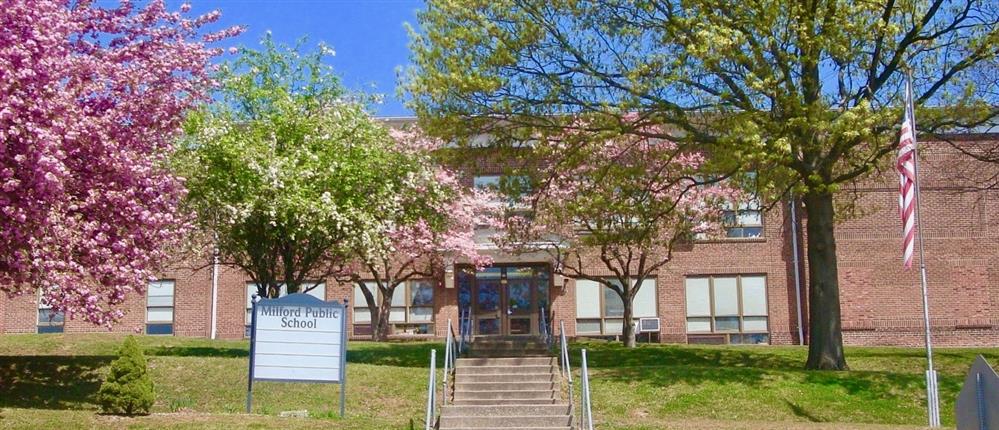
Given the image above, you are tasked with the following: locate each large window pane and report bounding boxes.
[147,307,173,322]
[715,316,740,332]
[603,287,625,317]
[604,319,624,335]
[411,281,434,306]
[744,316,768,332]
[633,279,657,318]
[353,307,371,323]
[391,285,406,306]
[575,280,601,318]
[685,278,711,316]
[686,317,712,333]
[741,276,768,316]
[147,295,173,307]
[389,307,406,322]
[713,277,739,315]
[148,280,175,296]
[576,319,602,334]
[354,282,378,305]
[304,283,325,300]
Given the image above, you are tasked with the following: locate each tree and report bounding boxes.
[495,130,738,347]
[405,0,999,369]
[98,335,155,415]
[177,37,440,299]
[338,127,494,341]
[0,0,241,326]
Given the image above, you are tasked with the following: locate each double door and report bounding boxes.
[459,265,551,336]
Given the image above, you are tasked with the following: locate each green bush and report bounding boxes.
[97,335,155,415]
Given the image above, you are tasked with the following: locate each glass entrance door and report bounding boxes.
[462,265,551,336]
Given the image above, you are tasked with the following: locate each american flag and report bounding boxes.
[896,78,917,269]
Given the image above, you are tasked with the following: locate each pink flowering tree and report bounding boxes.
[0,0,240,326]
[338,128,495,341]
[498,130,740,347]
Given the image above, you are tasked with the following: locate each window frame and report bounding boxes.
[352,279,436,336]
[722,200,764,239]
[36,289,65,334]
[684,274,770,345]
[145,279,176,336]
[575,277,658,336]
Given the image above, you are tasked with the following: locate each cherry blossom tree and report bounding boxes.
[0,0,241,326]
[497,128,741,347]
[339,127,495,341]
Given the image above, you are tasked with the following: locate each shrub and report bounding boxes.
[97,335,155,415]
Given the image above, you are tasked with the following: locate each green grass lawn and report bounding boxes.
[0,334,994,429]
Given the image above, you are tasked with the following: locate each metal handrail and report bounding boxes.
[424,349,437,430]
[539,306,550,349]
[443,318,459,405]
[580,348,594,430]
[558,321,575,428]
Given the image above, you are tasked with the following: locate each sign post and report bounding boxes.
[246,293,348,416]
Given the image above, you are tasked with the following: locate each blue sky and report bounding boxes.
[187,0,424,117]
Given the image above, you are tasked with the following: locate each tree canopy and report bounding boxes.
[0,0,240,326]
[405,0,999,368]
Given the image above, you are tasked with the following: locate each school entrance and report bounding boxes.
[457,264,552,336]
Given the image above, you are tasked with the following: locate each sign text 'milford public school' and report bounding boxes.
[246,292,348,416]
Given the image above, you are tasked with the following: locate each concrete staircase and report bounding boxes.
[439,336,572,430]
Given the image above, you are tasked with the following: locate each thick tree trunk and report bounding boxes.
[622,296,636,348]
[802,191,848,370]
[371,292,394,342]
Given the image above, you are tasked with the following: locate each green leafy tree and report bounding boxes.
[405,0,999,369]
[177,37,425,298]
[98,336,155,415]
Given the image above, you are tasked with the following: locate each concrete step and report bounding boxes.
[440,427,570,430]
[441,404,570,417]
[438,415,572,428]
[455,381,555,392]
[456,365,554,375]
[452,398,560,406]
[459,372,555,383]
[455,389,554,401]
[466,350,551,358]
[457,357,555,367]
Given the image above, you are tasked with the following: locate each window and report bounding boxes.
[352,280,435,336]
[474,175,532,210]
[245,282,326,337]
[685,275,769,344]
[575,278,657,336]
[724,200,763,238]
[37,290,64,334]
[146,280,175,335]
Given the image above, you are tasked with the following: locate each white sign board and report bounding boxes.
[247,293,348,415]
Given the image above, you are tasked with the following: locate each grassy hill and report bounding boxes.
[0,334,995,429]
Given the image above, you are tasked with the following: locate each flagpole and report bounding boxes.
[907,70,940,427]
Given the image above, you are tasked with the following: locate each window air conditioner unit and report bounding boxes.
[638,317,661,333]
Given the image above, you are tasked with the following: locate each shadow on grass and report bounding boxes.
[784,399,825,422]
[570,341,803,371]
[0,355,112,410]
[147,341,443,368]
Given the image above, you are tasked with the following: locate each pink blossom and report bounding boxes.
[0,0,240,327]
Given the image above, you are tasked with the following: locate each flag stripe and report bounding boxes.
[896,81,917,269]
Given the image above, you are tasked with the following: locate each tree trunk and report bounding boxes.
[802,191,848,370]
[621,294,636,348]
[371,291,394,342]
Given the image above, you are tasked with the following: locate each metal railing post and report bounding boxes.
[559,320,575,429]
[444,318,452,406]
[579,349,593,430]
[425,349,437,430]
